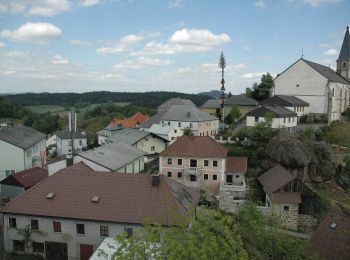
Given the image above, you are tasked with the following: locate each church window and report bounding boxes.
[332,88,335,97]
[343,62,347,68]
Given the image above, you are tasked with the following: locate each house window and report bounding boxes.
[167,172,172,177]
[178,122,181,127]
[33,242,44,253]
[283,206,290,212]
[53,221,61,232]
[236,175,240,178]
[174,130,177,133]
[27,149,31,157]
[124,227,133,237]
[190,175,196,181]
[176,159,182,165]
[343,62,347,68]
[288,117,290,123]
[79,140,83,146]
[204,174,208,180]
[177,172,182,178]
[168,122,170,126]
[31,219,39,231]
[296,84,300,87]
[151,146,155,151]
[332,88,335,97]
[145,137,149,142]
[13,240,25,252]
[213,174,218,180]
[255,116,259,122]
[189,123,193,128]
[100,226,109,237]
[9,218,16,228]
[213,161,218,167]
[76,223,85,235]
[168,158,172,165]
[204,160,209,166]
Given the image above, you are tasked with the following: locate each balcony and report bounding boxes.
[185,166,201,175]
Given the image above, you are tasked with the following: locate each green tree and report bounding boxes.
[113,209,248,260]
[251,73,274,101]
[183,127,193,136]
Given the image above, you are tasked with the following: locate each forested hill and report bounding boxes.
[5,91,211,108]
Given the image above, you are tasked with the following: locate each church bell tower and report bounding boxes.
[337,26,350,80]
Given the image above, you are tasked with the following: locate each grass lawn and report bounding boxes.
[25,105,65,114]
[325,121,350,147]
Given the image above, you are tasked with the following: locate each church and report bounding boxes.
[272,26,350,122]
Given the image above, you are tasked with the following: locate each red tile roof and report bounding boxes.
[129,112,149,124]
[160,136,228,158]
[226,156,248,173]
[0,162,200,226]
[109,112,149,129]
[0,167,48,189]
[310,212,350,260]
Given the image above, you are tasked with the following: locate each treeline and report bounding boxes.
[0,97,63,134]
[5,91,211,108]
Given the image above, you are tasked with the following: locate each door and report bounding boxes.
[45,242,68,260]
[80,244,94,260]
[226,175,233,184]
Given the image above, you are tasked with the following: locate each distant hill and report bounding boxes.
[198,90,221,98]
[5,91,211,109]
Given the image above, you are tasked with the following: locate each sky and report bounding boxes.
[0,0,349,94]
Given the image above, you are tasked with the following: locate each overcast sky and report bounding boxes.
[0,0,349,94]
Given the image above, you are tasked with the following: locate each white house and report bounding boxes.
[0,162,200,260]
[56,128,87,156]
[97,125,123,145]
[148,123,183,145]
[0,124,46,181]
[246,105,298,132]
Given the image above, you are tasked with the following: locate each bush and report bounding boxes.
[314,189,331,218]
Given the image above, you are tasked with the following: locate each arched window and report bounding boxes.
[332,88,335,97]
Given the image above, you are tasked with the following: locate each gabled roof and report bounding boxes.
[338,26,350,61]
[129,112,149,123]
[224,95,258,106]
[226,156,248,173]
[260,95,309,107]
[246,105,297,118]
[0,124,46,150]
[107,128,168,146]
[0,167,48,189]
[109,112,149,129]
[0,163,201,226]
[257,164,295,195]
[160,136,227,158]
[139,112,165,129]
[161,105,218,122]
[78,142,146,171]
[303,59,350,84]
[158,98,196,112]
[201,99,221,109]
[310,211,350,260]
[56,128,86,140]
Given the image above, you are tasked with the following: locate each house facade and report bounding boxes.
[56,128,87,156]
[97,125,123,145]
[0,124,46,181]
[224,94,258,118]
[148,123,184,145]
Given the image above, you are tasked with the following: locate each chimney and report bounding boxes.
[152,174,160,187]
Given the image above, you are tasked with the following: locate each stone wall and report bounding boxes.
[273,203,299,230]
[218,187,245,214]
[298,214,317,228]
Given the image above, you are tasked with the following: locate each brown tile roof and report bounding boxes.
[0,167,48,189]
[257,164,295,195]
[310,212,350,260]
[0,162,200,226]
[226,157,248,173]
[271,192,301,204]
[160,136,228,158]
[109,112,149,129]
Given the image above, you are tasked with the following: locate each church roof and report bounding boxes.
[338,26,350,61]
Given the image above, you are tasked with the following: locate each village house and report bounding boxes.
[200,99,221,117]
[97,124,123,145]
[106,128,168,156]
[0,162,200,260]
[56,128,87,156]
[108,112,149,129]
[148,123,184,145]
[258,164,302,230]
[0,167,48,201]
[246,105,298,132]
[74,142,146,173]
[0,123,46,181]
[157,97,196,113]
[224,94,259,118]
[260,95,309,121]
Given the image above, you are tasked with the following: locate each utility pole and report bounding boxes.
[218,51,226,125]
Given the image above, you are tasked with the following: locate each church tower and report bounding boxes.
[337,26,350,80]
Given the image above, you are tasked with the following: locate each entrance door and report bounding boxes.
[80,244,94,260]
[226,175,233,184]
[190,159,197,167]
[46,242,68,260]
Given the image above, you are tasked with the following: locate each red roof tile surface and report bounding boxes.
[0,167,48,189]
[310,212,350,260]
[226,157,248,173]
[1,162,200,226]
[109,112,149,129]
[160,136,228,158]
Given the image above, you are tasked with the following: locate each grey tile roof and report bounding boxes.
[201,99,221,109]
[224,95,258,106]
[56,128,86,140]
[158,98,196,113]
[139,111,165,129]
[161,105,218,122]
[303,59,350,85]
[260,95,309,107]
[0,124,46,150]
[338,26,350,61]
[78,142,146,170]
[246,105,297,118]
[107,128,168,145]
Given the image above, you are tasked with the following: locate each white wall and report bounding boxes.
[47,159,68,176]
[134,135,167,155]
[73,156,110,172]
[0,140,24,180]
[3,213,139,260]
[246,116,297,129]
[57,138,87,156]
[160,120,219,137]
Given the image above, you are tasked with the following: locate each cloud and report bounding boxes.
[242,46,252,51]
[115,57,172,70]
[254,0,266,9]
[319,43,331,48]
[169,28,230,45]
[0,41,5,48]
[0,23,62,44]
[51,55,69,64]
[323,48,338,56]
[255,56,271,60]
[97,34,145,54]
[241,72,266,79]
[80,0,100,7]
[5,51,28,57]
[168,0,185,8]
[292,0,343,7]
[70,39,93,46]
[0,3,8,13]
